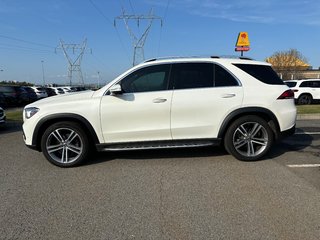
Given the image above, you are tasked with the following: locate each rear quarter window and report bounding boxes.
[233,64,284,85]
[285,81,297,87]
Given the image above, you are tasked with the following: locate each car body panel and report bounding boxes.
[100,90,173,143]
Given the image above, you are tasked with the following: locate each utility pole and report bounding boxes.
[115,8,162,66]
[97,71,101,88]
[56,39,91,86]
[41,60,45,86]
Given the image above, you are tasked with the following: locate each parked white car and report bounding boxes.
[285,79,320,104]
[23,57,296,167]
[29,87,48,99]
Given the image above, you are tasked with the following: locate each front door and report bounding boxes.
[100,64,172,143]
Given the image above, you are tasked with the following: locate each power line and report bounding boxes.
[157,0,170,57]
[0,34,54,49]
[128,0,135,14]
[88,0,131,62]
[0,43,53,53]
[115,8,163,66]
[88,0,113,25]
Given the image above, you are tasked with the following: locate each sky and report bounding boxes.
[1,0,320,86]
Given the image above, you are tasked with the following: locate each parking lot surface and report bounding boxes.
[0,120,320,240]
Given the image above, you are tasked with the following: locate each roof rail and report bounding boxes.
[144,56,196,63]
[143,55,254,63]
[239,56,254,60]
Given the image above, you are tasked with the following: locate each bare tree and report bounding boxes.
[266,49,309,80]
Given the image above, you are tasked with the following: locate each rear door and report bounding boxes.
[312,81,320,100]
[170,63,243,139]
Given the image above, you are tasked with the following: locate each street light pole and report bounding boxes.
[97,71,100,88]
[41,60,45,86]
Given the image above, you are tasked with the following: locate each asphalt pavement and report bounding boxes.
[0,120,319,240]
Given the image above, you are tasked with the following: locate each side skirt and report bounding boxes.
[96,139,222,152]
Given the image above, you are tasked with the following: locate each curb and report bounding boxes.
[296,114,320,120]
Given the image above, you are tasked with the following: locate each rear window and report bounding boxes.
[233,64,284,85]
[285,81,297,87]
[0,86,15,92]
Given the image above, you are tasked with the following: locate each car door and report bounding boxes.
[312,81,320,100]
[170,63,243,139]
[100,64,173,143]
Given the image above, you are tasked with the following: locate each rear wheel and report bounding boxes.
[224,116,274,161]
[41,121,90,167]
[297,94,312,105]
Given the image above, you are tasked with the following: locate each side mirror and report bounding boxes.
[109,84,123,95]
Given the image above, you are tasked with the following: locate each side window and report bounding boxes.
[314,81,320,88]
[214,64,239,87]
[121,64,170,93]
[172,63,213,90]
[300,81,310,87]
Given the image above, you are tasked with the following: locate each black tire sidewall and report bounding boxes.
[41,121,89,167]
[224,116,274,161]
[298,94,312,105]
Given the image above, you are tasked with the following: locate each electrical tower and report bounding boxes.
[115,8,162,66]
[56,39,91,86]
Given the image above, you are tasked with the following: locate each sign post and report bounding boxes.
[235,32,250,56]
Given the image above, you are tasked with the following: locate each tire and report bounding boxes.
[41,121,90,167]
[224,116,274,161]
[297,94,312,105]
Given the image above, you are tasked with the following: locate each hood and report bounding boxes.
[25,90,94,109]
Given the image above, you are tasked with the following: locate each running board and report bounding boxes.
[96,139,221,152]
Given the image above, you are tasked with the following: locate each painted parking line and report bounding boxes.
[295,132,320,135]
[287,164,320,168]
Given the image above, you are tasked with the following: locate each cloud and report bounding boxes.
[147,0,320,25]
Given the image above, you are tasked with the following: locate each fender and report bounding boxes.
[217,107,280,139]
[32,113,100,151]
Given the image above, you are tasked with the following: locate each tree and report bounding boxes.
[266,49,310,80]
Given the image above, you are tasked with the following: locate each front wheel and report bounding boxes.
[224,116,274,161]
[41,121,90,167]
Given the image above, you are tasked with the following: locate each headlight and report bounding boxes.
[24,107,39,119]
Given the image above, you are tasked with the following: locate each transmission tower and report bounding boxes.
[56,39,91,85]
[115,8,162,66]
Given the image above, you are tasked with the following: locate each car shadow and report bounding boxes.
[267,127,314,159]
[85,146,228,166]
[0,121,22,134]
[84,127,315,166]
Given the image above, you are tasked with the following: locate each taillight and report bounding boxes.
[277,90,294,99]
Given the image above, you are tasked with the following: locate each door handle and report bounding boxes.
[221,93,236,98]
[153,98,167,103]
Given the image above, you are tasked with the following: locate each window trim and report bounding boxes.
[213,63,242,88]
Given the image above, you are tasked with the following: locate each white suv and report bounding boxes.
[285,79,320,104]
[23,57,297,167]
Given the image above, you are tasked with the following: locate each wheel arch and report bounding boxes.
[218,107,281,141]
[32,113,100,152]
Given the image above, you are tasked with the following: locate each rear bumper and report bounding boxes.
[279,124,296,140]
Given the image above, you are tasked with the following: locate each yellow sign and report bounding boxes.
[236,32,250,47]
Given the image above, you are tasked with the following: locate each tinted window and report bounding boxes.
[172,63,213,90]
[300,81,311,87]
[121,64,170,93]
[234,64,284,85]
[214,64,239,87]
[314,81,320,88]
[285,81,297,87]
